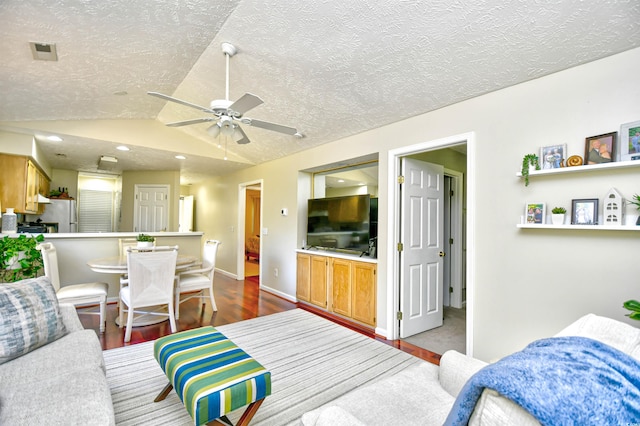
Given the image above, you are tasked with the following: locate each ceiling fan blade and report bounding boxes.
[148,91,214,113]
[166,117,215,127]
[242,118,299,135]
[234,125,251,145]
[228,93,263,116]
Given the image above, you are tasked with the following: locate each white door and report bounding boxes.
[134,185,169,232]
[179,195,194,232]
[399,158,444,338]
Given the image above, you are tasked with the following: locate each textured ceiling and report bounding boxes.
[1,0,639,183]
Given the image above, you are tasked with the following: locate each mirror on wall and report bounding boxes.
[312,162,378,198]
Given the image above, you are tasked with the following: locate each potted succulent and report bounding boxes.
[521,154,540,187]
[0,234,45,282]
[627,194,640,225]
[551,207,566,225]
[136,233,155,248]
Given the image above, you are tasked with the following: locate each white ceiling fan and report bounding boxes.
[148,42,302,145]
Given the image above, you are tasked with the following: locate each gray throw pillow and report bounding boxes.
[0,276,67,365]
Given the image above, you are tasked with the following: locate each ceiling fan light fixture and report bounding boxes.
[207,123,221,138]
[219,116,235,136]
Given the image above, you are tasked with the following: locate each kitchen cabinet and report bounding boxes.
[296,252,328,308]
[296,251,376,327]
[0,154,50,214]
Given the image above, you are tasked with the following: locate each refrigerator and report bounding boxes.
[39,199,78,233]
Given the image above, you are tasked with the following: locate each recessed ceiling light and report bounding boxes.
[46,135,63,142]
[113,91,128,96]
[338,179,345,183]
[175,155,186,160]
[116,145,130,151]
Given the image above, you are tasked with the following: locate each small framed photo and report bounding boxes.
[540,144,567,169]
[584,132,616,165]
[525,202,546,224]
[571,198,599,225]
[619,120,640,162]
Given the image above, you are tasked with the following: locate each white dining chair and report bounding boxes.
[119,245,179,343]
[175,240,220,319]
[37,242,109,333]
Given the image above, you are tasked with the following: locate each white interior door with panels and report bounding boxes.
[399,158,444,338]
[134,184,169,232]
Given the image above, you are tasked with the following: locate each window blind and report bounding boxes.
[78,189,113,232]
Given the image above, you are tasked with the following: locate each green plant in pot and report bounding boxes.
[627,194,640,225]
[521,154,540,187]
[0,234,45,282]
[550,207,566,225]
[136,233,155,248]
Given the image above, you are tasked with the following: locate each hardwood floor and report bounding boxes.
[78,274,441,365]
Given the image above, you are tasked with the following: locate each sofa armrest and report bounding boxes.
[439,350,487,397]
[59,303,85,332]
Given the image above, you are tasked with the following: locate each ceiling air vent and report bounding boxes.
[29,42,58,61]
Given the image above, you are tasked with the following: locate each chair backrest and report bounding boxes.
[202,240,221,270]
[118,238,138,256]
[36,242,61,291]
[126,246,178,307]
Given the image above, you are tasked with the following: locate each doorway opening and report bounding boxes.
[237,180,263,281]
[388,132,474,356]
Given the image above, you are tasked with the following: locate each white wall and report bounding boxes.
[192,47,640,362]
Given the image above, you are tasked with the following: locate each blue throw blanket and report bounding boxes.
[444,336,640,425]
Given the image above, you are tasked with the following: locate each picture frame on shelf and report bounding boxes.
[540,144,567,169]
[584,132,616,165]
[525,202,546,224]
[571,198,599,225]
[619,120,640,162]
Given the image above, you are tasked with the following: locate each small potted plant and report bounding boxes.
[521,154,540,187]
[0,234,45,282]
[551,207,566,225]
[627,194,640,225]
[136,233,155,248]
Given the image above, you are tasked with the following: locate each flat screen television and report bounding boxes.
[307,194,372,255]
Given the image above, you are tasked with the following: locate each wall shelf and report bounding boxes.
[516,160,640,178]
[517,224,640,231]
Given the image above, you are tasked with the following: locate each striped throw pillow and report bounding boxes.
[0,276,67,365]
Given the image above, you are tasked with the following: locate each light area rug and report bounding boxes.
[104,309,424,425]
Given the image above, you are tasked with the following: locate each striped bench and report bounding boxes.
[153,326,271,426]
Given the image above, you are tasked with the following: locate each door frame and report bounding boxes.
[237,179,263,281]
[444,169,464,309]
[386,132,476,356]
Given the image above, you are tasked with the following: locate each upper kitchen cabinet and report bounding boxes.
[0,154,51,214]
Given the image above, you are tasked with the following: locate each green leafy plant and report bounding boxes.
[627,194,640,210]
[623,299,640,321]
[521,154,540,187]
[136,233,155,242]
[0,234,45,282]
[551,207,566,214]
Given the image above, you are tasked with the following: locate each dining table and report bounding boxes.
[87,253,198,327]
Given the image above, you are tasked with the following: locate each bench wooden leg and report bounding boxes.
[154,383,174,402]
[207,398,265,426]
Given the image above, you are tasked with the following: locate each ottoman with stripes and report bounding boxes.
[153,326,271,426]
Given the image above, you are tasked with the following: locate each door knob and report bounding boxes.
[439,251,446,257]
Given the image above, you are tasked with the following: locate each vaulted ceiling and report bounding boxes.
[1,1,639,183]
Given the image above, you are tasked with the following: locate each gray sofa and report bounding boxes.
[301,313,640,425]
[0,303,115,425]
